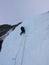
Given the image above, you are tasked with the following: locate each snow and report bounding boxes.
[0,12,49,65]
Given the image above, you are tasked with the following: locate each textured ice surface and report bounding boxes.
[0,12,49,65]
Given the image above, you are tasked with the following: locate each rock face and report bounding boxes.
[0,22,22,51]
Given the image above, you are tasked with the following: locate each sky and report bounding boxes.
[0,0,49,24]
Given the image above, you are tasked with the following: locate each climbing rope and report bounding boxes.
[12,34,26,65]
[20,34,27,65]
[12,35,24,65]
